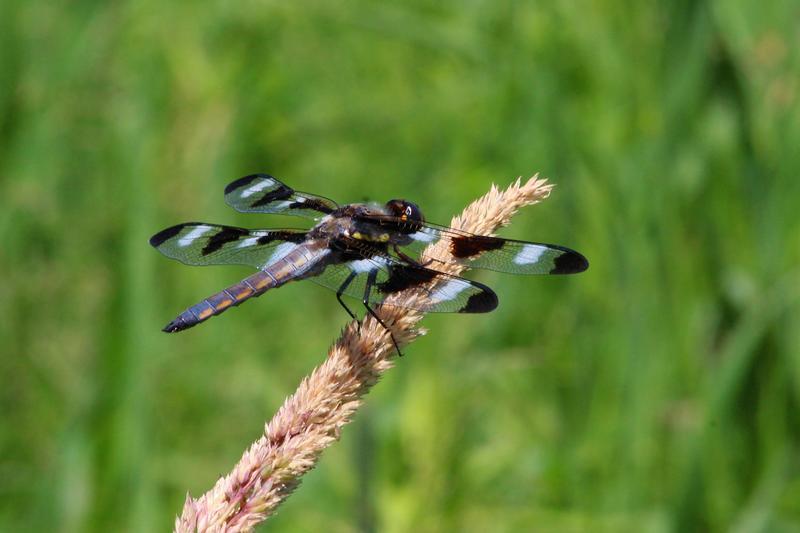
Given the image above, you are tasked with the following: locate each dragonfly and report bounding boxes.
[150,174,589,351]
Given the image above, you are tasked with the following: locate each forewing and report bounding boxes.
[440,232,588,274]
[309,255,498,313]
[224,174,338,219]
[149,222,308,269]
[359,216,588,275]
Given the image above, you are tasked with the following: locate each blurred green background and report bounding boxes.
[2,0,799,531]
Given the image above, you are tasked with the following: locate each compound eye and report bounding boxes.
[407,203,424,223]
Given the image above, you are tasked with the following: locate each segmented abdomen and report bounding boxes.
[162,270,277,332]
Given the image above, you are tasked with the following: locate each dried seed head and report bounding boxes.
[175,176,554,533]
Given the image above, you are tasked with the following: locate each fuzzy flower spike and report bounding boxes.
[176,176,555,532]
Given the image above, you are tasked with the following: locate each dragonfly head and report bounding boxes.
[385,199,425,224]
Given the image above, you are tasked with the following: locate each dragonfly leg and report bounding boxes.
[394,244,436,268]
[363,269,403,357]
[336,271,360,328]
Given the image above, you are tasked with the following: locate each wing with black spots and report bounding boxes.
[308,254,498,314]
[357,215,589,275]
[224,174,338,219]
[149,222,308,269]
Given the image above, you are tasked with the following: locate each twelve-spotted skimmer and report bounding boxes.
[150,174,588,349]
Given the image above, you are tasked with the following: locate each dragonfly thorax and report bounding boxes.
[317,203,406,244]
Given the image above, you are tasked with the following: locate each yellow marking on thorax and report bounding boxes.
[352,231,390,242]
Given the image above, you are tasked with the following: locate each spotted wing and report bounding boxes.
[149,222,308,269]
[223,174,338,219]
[309,255,497,314]
[360,216,588,275]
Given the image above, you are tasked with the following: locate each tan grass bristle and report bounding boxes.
[175,176,554,532]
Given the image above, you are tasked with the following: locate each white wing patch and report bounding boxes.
[240,178,275,198]
[513,244,547,265]
[433,279,469,302]
[237,237,260,249]
[178,225,213,247]
[349,256,386,274]
[270,200,293,210]
[409,229,436,243]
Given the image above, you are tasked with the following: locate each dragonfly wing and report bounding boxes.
[308,254,497,314]
[359,215,588,275]
[149,222,308,269]
[224,174,338,219]
[442,233,588,274]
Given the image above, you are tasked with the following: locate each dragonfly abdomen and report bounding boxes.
[162,244,327,333]
[162,270,279,332]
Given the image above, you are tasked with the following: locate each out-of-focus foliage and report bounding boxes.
[1,0,798,531]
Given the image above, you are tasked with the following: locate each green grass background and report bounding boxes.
[2,1,799,531]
